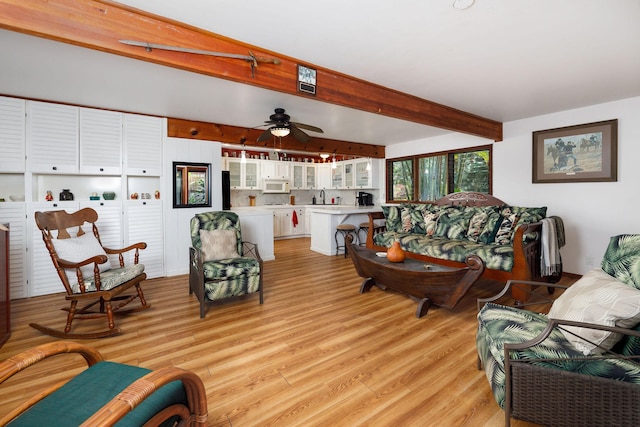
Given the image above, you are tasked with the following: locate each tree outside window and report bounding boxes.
[386,145,491,203]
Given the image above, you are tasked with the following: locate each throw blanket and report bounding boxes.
[541,217,563,276]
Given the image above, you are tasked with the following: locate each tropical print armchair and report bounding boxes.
[189,211,263,318]
[477,234,640,426]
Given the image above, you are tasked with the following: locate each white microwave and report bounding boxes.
[263,179,290,193]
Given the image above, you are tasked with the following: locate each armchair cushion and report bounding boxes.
[7,361,186,427]
[52,232,111,280]
[202,257,260,281]
[548,268,640,355]
[199,229,240,261]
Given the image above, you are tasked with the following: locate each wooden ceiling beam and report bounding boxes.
[0,0,503,142]
[167,118,385,158]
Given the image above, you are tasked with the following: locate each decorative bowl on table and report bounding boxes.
[102,191,116,200]
[9,195,25,202]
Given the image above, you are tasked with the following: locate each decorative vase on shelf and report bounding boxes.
[59,189,74,201]
[386,240,406,263]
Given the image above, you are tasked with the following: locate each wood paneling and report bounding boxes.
[0,238,559,425]
[0,0,503,142]
[167,118,386,158]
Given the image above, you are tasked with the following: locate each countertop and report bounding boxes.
[232,204,381,214]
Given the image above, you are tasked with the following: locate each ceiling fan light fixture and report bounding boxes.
[319,153,330,160]
[270,126,290,137]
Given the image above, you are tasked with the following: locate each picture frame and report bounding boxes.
[172,161,212,208]
[532,119,617,183]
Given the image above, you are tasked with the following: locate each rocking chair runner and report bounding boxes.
[33,208,150,338]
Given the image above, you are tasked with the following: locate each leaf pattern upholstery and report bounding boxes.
[477,303,640,409]
[190,211,261,304]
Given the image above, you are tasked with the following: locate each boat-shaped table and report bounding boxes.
[346,235,485,318]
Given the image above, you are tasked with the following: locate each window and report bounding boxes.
[386,145,491,203]
[173,162,212,208]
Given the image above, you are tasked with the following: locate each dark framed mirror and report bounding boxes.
[173,162,212,208]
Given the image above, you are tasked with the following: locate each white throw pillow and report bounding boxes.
[52,232,111,281]
[548,268,640,355]
[199,229,240,261]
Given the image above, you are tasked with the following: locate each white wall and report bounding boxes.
[386,96,640,275]
[163,137,222,276]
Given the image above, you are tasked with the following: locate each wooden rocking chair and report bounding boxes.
[33,208,150,338]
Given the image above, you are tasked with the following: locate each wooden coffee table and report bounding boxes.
[346,235,485,318]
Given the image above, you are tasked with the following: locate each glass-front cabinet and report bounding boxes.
[292,163,304,189]
[305,164,317,189]
[354,159,372,188]
[331,164,343,188]
[343,162,354,188]
[225,158,259,190]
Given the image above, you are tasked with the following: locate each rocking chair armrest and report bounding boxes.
[103,242,147,255]
[477,279,569,311]
[81,366,208,427]
[57,254,109,270]
[241,241,262,262]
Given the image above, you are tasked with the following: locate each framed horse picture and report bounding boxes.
[532,119,618,183]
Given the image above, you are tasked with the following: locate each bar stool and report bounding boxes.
[335,223,357,257]
[357,222,369,246]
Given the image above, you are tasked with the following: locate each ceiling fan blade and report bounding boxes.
[290,125,311,143]
[291,122,324,134]
[256,129,273,142]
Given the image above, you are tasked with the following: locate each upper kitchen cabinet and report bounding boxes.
[261,160,290,180]
[292,162,317,190]
[0,96,26,173]
[354,158,375,189]
[26,101,79,174]
[79,108,122,175]
[226,158,260,190]
[124,114,163,176]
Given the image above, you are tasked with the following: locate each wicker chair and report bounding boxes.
[477,234,640,426]
[0,341,208,426]
[189,211,263,318]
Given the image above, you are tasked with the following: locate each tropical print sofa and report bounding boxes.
[477,234,640,426]
[366,192,550,285]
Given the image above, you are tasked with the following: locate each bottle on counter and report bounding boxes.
[312,195,316,205]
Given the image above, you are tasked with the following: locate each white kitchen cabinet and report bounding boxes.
[331,163,344,188]
[124,114,163,176]
[125,200,164,279]
[317,164,331,189]
[343,161,355,189]
[354,158,374,188]
[29,201,80,296]
[304,208,312,235]
[292,207,305,235]
[305,164,317,189]
[0,203,26,299]
[79,108,122,175]
[273,207,305,237]
[0,96,26,173]
[292,163,304,189]
[227,158,260,189]
[261,160,290,180]
[27,101,79,174]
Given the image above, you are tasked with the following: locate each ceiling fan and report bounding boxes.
[256,108,324,143]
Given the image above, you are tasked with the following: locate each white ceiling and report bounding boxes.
[1,0,639,147]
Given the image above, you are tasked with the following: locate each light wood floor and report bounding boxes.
[0,238,570,426]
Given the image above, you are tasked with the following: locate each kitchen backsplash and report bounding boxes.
[230,189,380,207]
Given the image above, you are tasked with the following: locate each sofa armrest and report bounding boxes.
[366,211,386,249]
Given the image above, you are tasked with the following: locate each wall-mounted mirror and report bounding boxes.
[173,162,211,208]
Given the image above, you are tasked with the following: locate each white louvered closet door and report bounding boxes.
[125,200,164,279]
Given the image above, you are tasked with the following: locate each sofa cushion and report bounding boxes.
[434,206,472,239]
[494,210,519,245]
[601,234,640,290]
[381,205,402,233]
[374,231,515,272]
[548,268,640,355]
[507,205,547,230]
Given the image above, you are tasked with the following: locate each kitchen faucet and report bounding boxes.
[319,189,326,205]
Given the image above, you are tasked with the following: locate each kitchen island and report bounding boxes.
[307,206,382,256]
